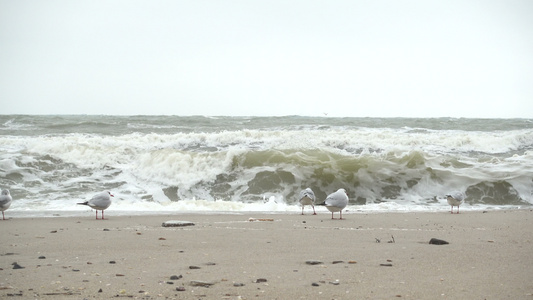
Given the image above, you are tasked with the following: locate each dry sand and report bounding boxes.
[1,209,532,299]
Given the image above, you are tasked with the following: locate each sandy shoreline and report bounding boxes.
[1,210,532,299]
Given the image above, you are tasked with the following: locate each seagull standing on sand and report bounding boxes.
[78,191,114,219]
[0,189,12,220]
[446,192,465,214]
[299,188,316,215]
[321,188,349,219]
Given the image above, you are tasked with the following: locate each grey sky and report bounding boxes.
[1,0,532,117]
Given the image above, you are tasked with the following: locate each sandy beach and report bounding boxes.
[1,209,532,299]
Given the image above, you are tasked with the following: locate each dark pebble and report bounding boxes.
[332,261,344,264]
[170,275,183,280]
[380,263,393,267]
[312,283,320,287]
[205,262,216,266]
[166,281,174,285]
[233,283,245,287]
[305,260,323,265]
[429,238,449,245]
[189,265,201,269]
[162,220,195,227]
[72,269,80,272]
[38,256,46,259]
[176,287,186,292]
[103,229,110,231]
[189,280,215,287]
[12,262,25,269]
[255,278,267,283]
[98,289,103,293]
[109,261,116,264]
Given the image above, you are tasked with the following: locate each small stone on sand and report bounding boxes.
[162,220,195,227]
[248,218,274,222]
[189,280,215,287]
[12,262,24,269]
[429,238,449,245]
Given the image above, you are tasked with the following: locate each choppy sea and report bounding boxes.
[1,115,532,217]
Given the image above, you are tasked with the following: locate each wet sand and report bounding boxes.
[1,209,532,299]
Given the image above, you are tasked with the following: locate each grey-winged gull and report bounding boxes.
[446,192,465,214]
[299,188,316,215]
[78,191,114,219]
[320,188,349,219]
[0,189,12,220]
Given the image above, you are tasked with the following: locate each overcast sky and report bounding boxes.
[1,1,532,118]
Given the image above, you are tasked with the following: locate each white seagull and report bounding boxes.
[0,189,12,220]
[446,192,465,214]
[299,188,316,215]
[78,191,114,220]
[322,188,349,219]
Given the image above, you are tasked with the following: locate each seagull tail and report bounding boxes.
[316,202,327,206]
[77,201,89,206]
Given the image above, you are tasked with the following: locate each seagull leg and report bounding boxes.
[102,210,105,220]
[95,211,99,220]
[339,210,343,220]
[301,206,304,215]
[331,212,334,219]
[2,211,5,220]
[312,205,316,215]
[450,206,453,214]
[457,206,460,214]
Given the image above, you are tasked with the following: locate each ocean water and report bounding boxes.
[1,115,532,217]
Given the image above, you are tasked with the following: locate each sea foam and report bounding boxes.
[1,115,531,216]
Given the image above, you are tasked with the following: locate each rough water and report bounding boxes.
[1,115,532,216]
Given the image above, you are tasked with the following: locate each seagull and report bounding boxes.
[299,188,316,215]
[0,189,12,220]
[320,188,349,219]
[78,191,114,219]
[446,192,465,214]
